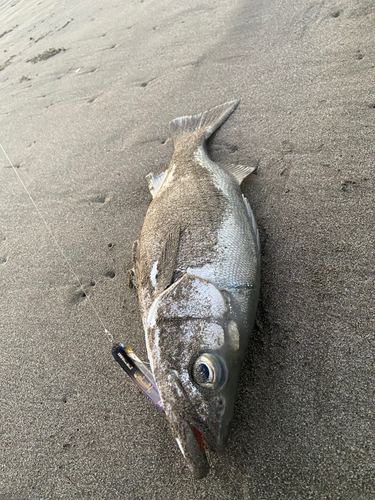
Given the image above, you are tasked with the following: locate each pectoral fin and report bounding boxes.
[155,225,181,295]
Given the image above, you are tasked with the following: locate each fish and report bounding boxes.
[130,100,261,478]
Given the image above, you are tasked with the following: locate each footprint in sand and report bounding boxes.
[87,193,112,205]
[69,272,114,305]
[86,95,102,104]
[75,67,97,76]
[69,280,96,305]
[26,48,66,63]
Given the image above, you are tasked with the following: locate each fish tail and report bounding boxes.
[169,100,240,144]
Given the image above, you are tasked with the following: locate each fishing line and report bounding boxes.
[0,143,113,344]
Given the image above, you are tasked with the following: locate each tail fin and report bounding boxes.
[169,100,240,144]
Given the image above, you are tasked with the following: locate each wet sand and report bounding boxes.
[0,0,374,498]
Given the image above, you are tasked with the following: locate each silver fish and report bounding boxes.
[131,100,260,478]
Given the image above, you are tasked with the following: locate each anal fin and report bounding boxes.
[224,164,257,184]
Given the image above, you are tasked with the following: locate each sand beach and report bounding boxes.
[0,0,374,498]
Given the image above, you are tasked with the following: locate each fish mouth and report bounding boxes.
[189,417,226,452]
[175,415,228,479]
[177,418,210,479]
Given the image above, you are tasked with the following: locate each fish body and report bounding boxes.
[132,101,260,478]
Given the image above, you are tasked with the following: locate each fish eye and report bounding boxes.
[192,354,226,389]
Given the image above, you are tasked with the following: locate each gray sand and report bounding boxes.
[0,0,374,498]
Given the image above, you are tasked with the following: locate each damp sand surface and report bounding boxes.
[0,0,374,498]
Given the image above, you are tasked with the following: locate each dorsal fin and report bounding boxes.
[146,170,167,198]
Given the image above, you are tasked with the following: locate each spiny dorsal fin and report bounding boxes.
[131,239,140,288]
[155,225,181,295]
[169,100,240,144]
[146,170,167,198]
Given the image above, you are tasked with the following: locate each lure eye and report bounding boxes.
[192,354,226,389]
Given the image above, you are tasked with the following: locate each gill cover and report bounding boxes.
[147,273,228,327]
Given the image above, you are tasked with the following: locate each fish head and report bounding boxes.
[146,274,246,478]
